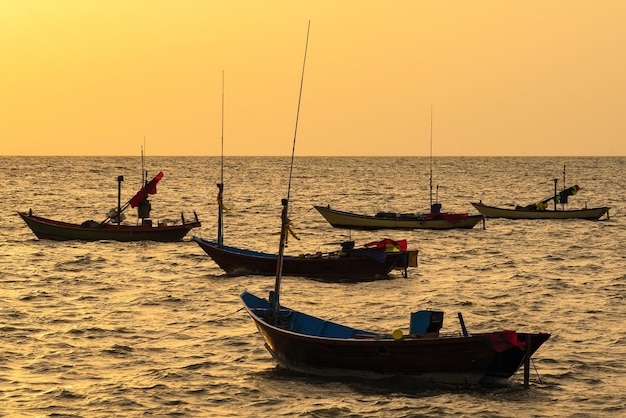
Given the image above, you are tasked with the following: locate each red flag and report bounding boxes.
[146,171,163,194]
[483,330,526,353]
[364,239,407,252]
[130,171,163,208]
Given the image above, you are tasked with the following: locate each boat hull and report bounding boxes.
[18,211,201,242]
[241,292,550,385]
[194,237,416,282]
[471,202,610,220]
[314,205,483,230]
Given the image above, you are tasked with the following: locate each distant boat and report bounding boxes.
[194,236,418,282]
[19,210,200,242]
[471,167,610,220]
[314,107,483,231]
[19,171,200,242]
[471,201,609,220]
[242,27,549,387]
[314,205,484,230]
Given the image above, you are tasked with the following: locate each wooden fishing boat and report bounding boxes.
[241,291,550,386]
[313,107,483,232]
[471,201,609,220]
[193,236,418,282]
[195,72,418,281]
[18,171,200,241]
[471,172,610,220]
[18,210,200,242]
[242,29,549,387]
[314,205,484,230]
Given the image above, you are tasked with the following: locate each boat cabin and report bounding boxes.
[410,310,444,335]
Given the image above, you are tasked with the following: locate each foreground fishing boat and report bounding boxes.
[18,210,200,242]
[241,291,550,386]
[194,236,417,281]
[242,28,549,387]
[18,171,200,241]
[314,205,484,230]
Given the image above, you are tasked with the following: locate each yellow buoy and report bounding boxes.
[392,329,403,340]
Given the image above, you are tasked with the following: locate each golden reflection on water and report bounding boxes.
[0,156,624,416]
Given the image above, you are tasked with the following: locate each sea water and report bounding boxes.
[0,156,624,417]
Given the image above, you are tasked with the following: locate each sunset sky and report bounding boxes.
[2,1,625,157]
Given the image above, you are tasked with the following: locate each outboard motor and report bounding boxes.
[340,240,355,251]
[410,310,444,335]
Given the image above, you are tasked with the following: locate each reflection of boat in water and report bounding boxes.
[472,167,609,220]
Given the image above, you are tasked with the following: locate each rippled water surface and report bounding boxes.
[1,156,625,417]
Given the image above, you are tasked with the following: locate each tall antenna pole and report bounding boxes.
[561,163,566,210]
[554,177,558,211]
[141,140,146,186]
[272,21,311,321]
[221,71,225,187]
[429,104,433,208]
[217,71,225,246]
[286,25,310,204]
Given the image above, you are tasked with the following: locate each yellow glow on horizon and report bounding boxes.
[1,1,625,156]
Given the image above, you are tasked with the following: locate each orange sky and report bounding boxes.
[1,1,625,156]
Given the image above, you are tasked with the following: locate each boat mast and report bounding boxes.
[141,140,146,186]
[271,21,310,321]
[562,163,566,210]
[428,105,440,213]
[553,178,558,211]
[116,175,123,225]
[429,105,433,209]
[140,142,146,224]
[217,71,225,247]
